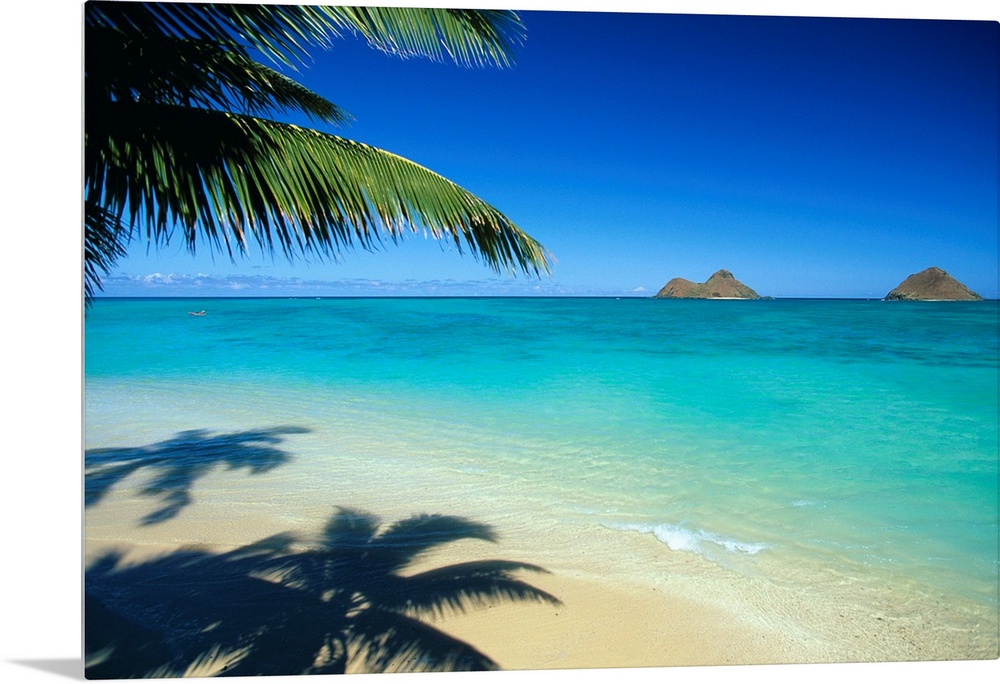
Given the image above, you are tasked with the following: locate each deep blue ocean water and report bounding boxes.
[84,297,1000,627]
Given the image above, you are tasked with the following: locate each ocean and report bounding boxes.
[84,297,999,660]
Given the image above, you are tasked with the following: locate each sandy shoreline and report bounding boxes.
[85,494,998,675]
[83,386,998,673]
[415,563,815,671]
[402,525,998,670]
[83,534,821,674]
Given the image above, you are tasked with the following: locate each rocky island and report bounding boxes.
[885,267,982,301]
[654,269,762,299]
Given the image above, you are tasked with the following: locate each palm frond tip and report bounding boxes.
[88,105,552,275]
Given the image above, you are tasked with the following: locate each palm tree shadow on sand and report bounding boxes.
[86,507,562,678]
[85,426,309,525]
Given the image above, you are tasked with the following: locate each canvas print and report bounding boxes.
[83,1,999,679]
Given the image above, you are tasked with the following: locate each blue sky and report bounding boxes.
[100,4,999,298]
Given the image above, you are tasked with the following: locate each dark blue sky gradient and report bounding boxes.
[108,8,999,298]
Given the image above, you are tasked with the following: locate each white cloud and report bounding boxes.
[142,272,177,284]
[97,273,652,298]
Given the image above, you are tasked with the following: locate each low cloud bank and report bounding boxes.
[98,273,646,298]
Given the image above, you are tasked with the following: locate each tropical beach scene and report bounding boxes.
[68,0,1000,681]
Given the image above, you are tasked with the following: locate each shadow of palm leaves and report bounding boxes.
[85,426,309,525]
[86,507,561,678]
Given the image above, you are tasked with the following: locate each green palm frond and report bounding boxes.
[83,4,547,304]
[87,2,525,70]
[85,25,351,124]
[86,102,551,275]
[84,203,131,302]
[86,2,340,67]
[324,6,526,68]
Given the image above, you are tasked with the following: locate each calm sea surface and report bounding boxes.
[84,297,999,629]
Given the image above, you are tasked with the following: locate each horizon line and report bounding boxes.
[89,294,999,302]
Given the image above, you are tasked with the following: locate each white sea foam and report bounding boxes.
[614,522,768,557]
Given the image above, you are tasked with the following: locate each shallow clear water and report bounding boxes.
[84,297,999,618]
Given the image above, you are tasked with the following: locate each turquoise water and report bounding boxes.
[84,297,999,626]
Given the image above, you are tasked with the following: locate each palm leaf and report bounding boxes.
[86,102,551,275]
[84,203,130,301]
[85,24,351,124]
[86,2,339,68]
[325,6,525,68]
[83,4,546,303]
[87,3,525,69]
